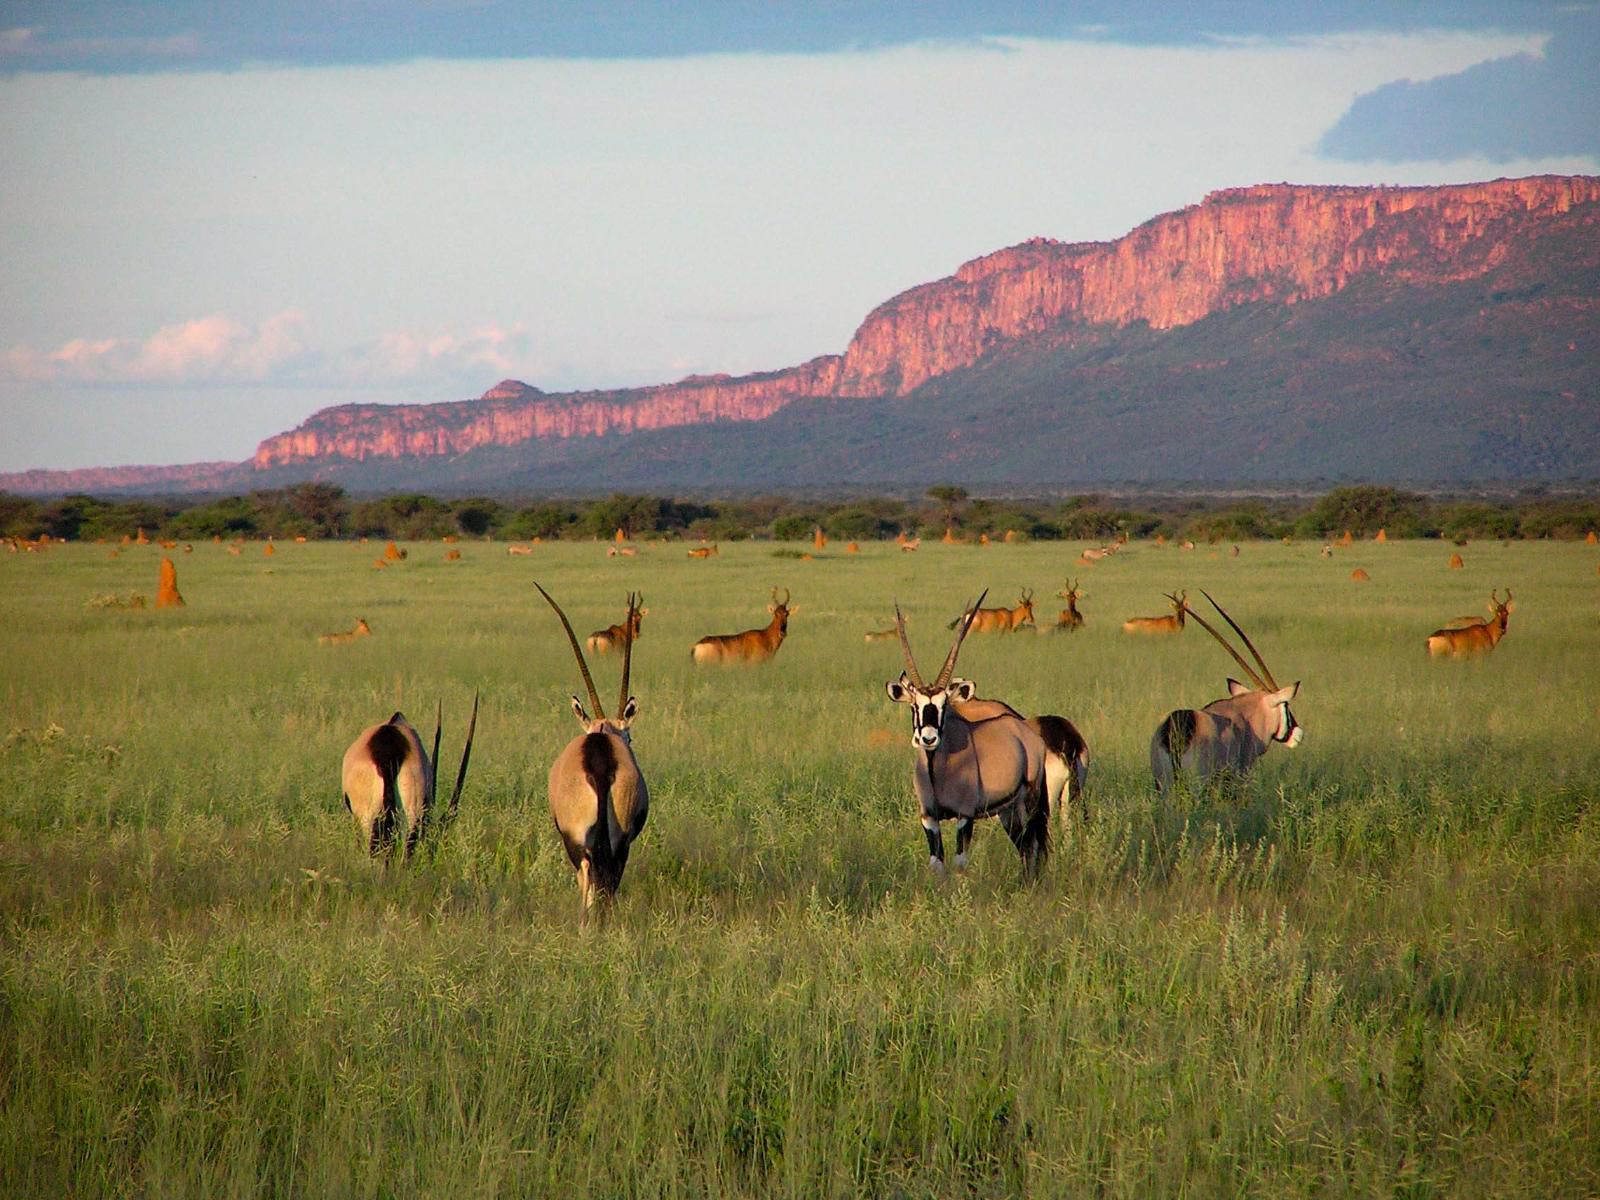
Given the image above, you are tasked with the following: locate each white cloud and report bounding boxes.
[3,312,542,393]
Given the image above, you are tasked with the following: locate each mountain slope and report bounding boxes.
[7,175,1598,494]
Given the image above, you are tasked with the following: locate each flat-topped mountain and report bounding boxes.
[10,175,1599,494]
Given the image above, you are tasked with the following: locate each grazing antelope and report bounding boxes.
[885,594,1051,878]
[1150,591,1302,796]
[587,598,646,654]
[687,543,719,559]
[691,588,793,664]
[1427,589,1513,658]
[1053,580,1085,632]
[319,617,372,645]
[949,589,1036,634]
[537,586,648,911]
[507,544,535,556]
[341,694,478,859]
[900,537,921,552]
[1123,591,1187,635]
[865,618,902,643]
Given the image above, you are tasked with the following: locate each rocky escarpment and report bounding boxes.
[834,175,1600,395]
[244,175,1598,469]
[5,173,1595,493]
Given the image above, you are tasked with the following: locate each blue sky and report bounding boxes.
[2,2,1596,471]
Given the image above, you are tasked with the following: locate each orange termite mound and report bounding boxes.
[134,527,150,545]
[942,526,958,544]
[263,542,276,556]
[384,541,406,561]
[813,526,827,550]
[373,558,389,570]
[846,541,860,554]
[1449,553,1465,569]
[156,557,185,608]
[1350,568,1371,582]
[1338,530,1354,547]
[1374,528,1388,543]
[1587,530,1598,545]
[445,549,462,561]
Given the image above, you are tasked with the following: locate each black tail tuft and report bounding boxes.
[366,722,411,856]
[580,732,621,894]
[1159,709,1197,760]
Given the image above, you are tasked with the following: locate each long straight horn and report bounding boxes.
[1182,604,1268,690]
[1196,595,1280,694]
[430,698,443,805]
[617,591,637,715]
[535,581,605,719]
[935,588,987,688]
[1199,590,1278,690]
[894,601,925,688]
[445,691,478,824]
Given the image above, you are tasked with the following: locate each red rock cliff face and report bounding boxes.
[252,175,1600,468]
[253,358,843,468]
[836,175,1600,395]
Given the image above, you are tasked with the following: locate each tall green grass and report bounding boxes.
[2,537,1597,1196]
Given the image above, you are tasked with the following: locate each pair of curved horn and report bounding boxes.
[537,583,637,719]
[771,586,791,608]
[427,691,479,831]
[1187,590,1279,691]
[895,588,987,690]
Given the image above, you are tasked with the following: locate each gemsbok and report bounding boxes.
[884,593,1055,878]
[537,585,648,911]
[319,617,372,645]
[1052,580,1085,632]
[1149,591,1302,796]
[948,589,1035,633]
[341,694,478,859]
[691,588,793,664]
[1123,591,1187,635]
[1426,589,1513,658]
[587,598,646,654]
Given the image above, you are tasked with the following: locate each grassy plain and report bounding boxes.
[2,535,1598,1197]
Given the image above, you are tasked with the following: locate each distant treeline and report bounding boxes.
[2,483,1598,545]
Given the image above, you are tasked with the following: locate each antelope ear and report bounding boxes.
[1273,681,1300,704]
[1227,678,1251,697]
[619,696,638,724]
[886,676,911,704]
[570,695,590,724]
[948,678,977,702]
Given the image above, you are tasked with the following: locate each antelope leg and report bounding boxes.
[921,814,946,874]
[954,818,974,870]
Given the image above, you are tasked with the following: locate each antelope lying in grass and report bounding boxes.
[537,586,648,911]
[948,589,1035,633]
[1052,580,1085,632]
[318,617,372,645]
[1123,590,1187,635]
[1149,591,1301,796]
[341,695,478,859]
[586,598,646,654]
[1427,589,1513,658]
[507,544,535,557]
[886,593,1085,878]
[691,588,792,664]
